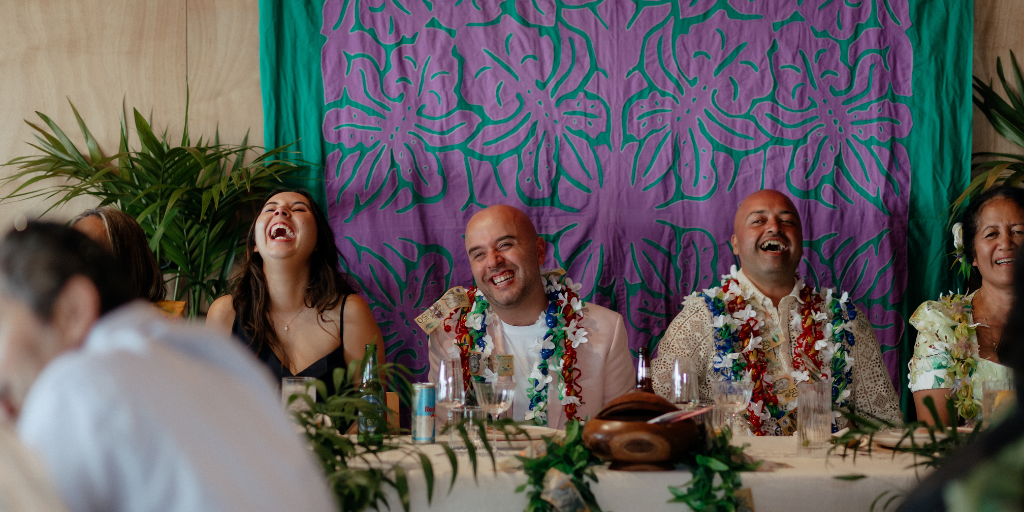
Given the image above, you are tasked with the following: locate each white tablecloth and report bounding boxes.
[363,436,924,512]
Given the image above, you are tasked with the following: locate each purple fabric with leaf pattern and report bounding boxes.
[320,0,911,388]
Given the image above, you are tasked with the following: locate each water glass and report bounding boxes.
[712,380,754,436]
[449,406,485,451]
[670,358,699,411]
[437,356,466,427]
[282,377,316,414]
[982,378,1016,426]
[797,380,832,457]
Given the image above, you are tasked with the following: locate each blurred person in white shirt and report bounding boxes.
[0,222,335,512]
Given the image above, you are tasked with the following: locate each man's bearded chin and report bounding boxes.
[481,285,527,310]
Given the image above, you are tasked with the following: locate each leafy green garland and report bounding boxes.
[669,427,763,510]
[514,420,761,512]
[292,355,762,512]
[516,420,604,512]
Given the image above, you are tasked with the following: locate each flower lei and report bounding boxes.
[940,292,981,421]
[700,267,855,435]
[444,271,588,426]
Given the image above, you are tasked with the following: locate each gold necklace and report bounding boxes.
[278,307,305,331]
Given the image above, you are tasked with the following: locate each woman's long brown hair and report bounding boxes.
[231,188,357,366]
[70,206,166,303]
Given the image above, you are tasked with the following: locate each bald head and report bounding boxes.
[733,189,799,234]
[464,205,547,324]
[465,205,538,250]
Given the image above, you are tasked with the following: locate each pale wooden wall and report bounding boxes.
[0,0,1019,231]
[974,0,1024,158]
[0,0,262,231]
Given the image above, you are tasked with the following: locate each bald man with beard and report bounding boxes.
[427,205,635,429]
[653,190,902,435]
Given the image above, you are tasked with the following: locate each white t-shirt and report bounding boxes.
[500,314,548,422]
[18,302,336,512]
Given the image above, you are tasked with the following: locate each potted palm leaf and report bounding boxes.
[0,100,306,317]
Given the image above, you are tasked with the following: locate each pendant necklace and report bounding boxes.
[280,307,305,331]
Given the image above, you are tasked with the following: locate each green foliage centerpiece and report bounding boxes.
[0,100,305,316]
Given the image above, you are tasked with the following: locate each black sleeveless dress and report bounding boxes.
[232,295,350,398]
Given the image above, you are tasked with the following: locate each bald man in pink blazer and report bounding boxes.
[427,205,635,429]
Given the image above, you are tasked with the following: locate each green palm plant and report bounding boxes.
[950,51,1024,221]
[0,100,306,316]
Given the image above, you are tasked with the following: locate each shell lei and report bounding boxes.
[941,292,980,421]
[445,272,587,426]
[700,269,855,435]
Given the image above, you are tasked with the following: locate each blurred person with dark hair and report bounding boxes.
[70,206,184,316]
[207,189,383,394]
[908,186,1024,425]
[898,239,1024,511]
[0,222,334,512]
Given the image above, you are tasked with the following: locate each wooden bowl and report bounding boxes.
[582,391,704,471]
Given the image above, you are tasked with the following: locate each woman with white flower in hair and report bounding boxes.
[909,186,1024,425]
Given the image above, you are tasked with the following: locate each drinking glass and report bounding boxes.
[449,406,485,451]
[281,376,315,414]
[712,380,754,435]
[983,378,1016,426]
[474,380,516,446]
[797,380,832,457]
[436,356,466,432]
[670,358,699,411]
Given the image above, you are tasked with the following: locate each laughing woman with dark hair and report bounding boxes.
[206,189,384,393]
[908,186,1024,425]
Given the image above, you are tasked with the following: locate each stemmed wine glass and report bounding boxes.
[473,380,516,447]
[712,380,754,435]
[436,356,466,443]
[670,358,699,411]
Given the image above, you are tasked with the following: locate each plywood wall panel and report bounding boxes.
[974,0,1024,159]
[0,0,187,230]
[186,0,264,150]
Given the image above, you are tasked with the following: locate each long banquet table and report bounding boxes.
[364,436,925,512]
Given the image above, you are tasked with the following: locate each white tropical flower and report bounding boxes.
[561,395,581,406]
[482,368,498,383]
[750,400,771,422]
[814,337,829,351]
[712,315,728,329]
[844,355,855,373]
[839,291,849,305]
[564,277,582,292]
[790,370,810,383]
[952,222,964,252]
[465,312,484,330]
[745,336,763,352]
[570,296,584,312]
[541,336,556,351]
[569,329,589,349]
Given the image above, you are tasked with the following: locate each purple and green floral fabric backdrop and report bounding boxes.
[261,0,975,401]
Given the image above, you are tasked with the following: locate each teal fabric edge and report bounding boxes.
[900,0,974,421]
[259,0,328,211]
